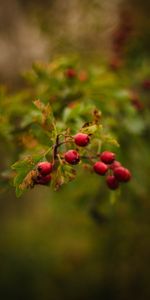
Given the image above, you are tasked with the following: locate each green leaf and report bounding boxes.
[81,124,101,135]
[12,155,43,197]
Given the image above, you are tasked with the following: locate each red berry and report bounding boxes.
[106,175,119,190]
[109,160,122,170]
[93,161,108,175]
[74,133,90,147]
[36,174,51,185]
[114,167,131,182]
[37,161,53,176]
[100,151,116,164]
[65,68,76,79]
[64,150,80,165]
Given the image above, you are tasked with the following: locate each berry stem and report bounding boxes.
[52,135,73,162]
[52,135,60,162]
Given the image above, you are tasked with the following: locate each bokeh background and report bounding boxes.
[0,1,150,299]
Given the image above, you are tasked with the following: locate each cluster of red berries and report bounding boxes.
[63,134,131,191]
[64,133,90,164]
[93,151,131,190]
[34,133,131,191]
[35,161,53,185]
[34,133,90,185]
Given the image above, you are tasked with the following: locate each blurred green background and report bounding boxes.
[0,1,150,299]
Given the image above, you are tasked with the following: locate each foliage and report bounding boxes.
[0,55,149,206]
[0,6,150,300]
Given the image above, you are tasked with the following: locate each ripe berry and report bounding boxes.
[100,151,116,164]
[93,161,108,175]
[109,160,122,170]
[64,150,80,165]
[106,175,119,190]
[36,174,51,185]
[65,68,76,79]
[37,161,53,176]
[74,133,90,147]
[114,167,131,182]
